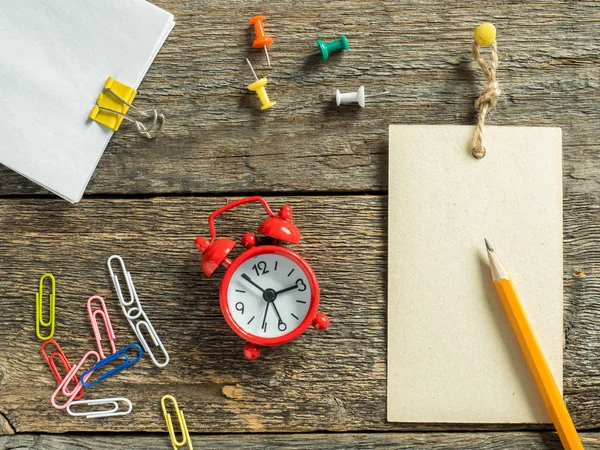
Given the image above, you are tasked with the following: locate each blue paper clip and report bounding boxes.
[80,343,143,388]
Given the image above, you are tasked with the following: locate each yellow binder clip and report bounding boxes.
[161,395,193,450]
[89,77,165,139]
[36,273,56,341]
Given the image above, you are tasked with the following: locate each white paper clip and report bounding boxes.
[67,397,133,419]
[335,86,389,107]
[108,255,170,368]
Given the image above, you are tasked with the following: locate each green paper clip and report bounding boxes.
[36,273,56,341]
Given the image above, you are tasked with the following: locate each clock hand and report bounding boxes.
[242,273,265,293]
[261,302,270,329]
[275,284,299,295]
[271,301,284,324]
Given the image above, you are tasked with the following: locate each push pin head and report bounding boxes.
[335,86,389,108]
[336,86,365,107]
[249,15,273,66]
[317,34,349,61]
[246,58,276,110]
[474,22,496,46]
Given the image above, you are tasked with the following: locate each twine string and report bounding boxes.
[471,40,500,159]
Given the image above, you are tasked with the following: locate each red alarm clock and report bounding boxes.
[195,196,329,360]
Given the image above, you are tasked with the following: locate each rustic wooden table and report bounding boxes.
[1,1,599,449]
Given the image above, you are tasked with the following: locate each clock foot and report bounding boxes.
[312,313,330,331]
[243,342,261,360]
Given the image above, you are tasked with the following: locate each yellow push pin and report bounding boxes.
[474,22,496,46]
[245,58,276,110]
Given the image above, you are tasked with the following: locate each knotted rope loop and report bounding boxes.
[471,38,500,159]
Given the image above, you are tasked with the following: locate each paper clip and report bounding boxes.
[40,340,84,400]
[67,397,133,419]
[87,295,117,359]
[108,255,170,368]
[89,77,165,139]
[80,343,143,388]
[51,351,100,410]
[36,273,56,341]
[135,318,170,368]
[162,395,193,450]
[107,255,144,320]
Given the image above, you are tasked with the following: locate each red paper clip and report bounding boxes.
[40,340,84,401]
[87,295,117,359]
[51,351,100,410]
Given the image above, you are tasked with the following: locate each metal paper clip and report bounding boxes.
[87,295,117,359]
[107,255,143,320]
[162,395,193,450]
[108,255,170,368]
[51,351,100,410]
[135,314,170,368]
[67,397,133,419]
[36,273,56,341]
[80,343,143,388]
[41,340,84,400]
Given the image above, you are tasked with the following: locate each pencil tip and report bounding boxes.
[484,238,494,252]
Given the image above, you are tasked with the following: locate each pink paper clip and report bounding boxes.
[51,351,100,410]
[40,340,84,401]
[87,295,117,359]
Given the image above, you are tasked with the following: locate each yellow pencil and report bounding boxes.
[485,239,583,450]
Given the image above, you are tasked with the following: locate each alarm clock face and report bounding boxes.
[221,246,319,346]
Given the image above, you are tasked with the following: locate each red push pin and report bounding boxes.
[249,15,273,67]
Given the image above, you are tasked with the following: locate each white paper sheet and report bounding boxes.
[387,125,563,423]
[0,0,174,202]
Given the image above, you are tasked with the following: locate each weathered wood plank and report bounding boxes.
[1,432,600,450]
[0,414,13,436]
[0,196,598,434]
[0,0,598,196]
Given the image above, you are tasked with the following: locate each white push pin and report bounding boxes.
[335,86,389,108]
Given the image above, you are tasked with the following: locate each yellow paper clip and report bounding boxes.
[161,395,193,450]
[36,273,56,341]
[89,77,165,139]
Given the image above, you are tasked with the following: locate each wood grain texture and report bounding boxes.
[0,414,13,437]
[0,196,598,436]
[1,432,600,450]
[1,0,599,447]
[0,0,598,196]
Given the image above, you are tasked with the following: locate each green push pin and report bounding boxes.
[316,34,349,61]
